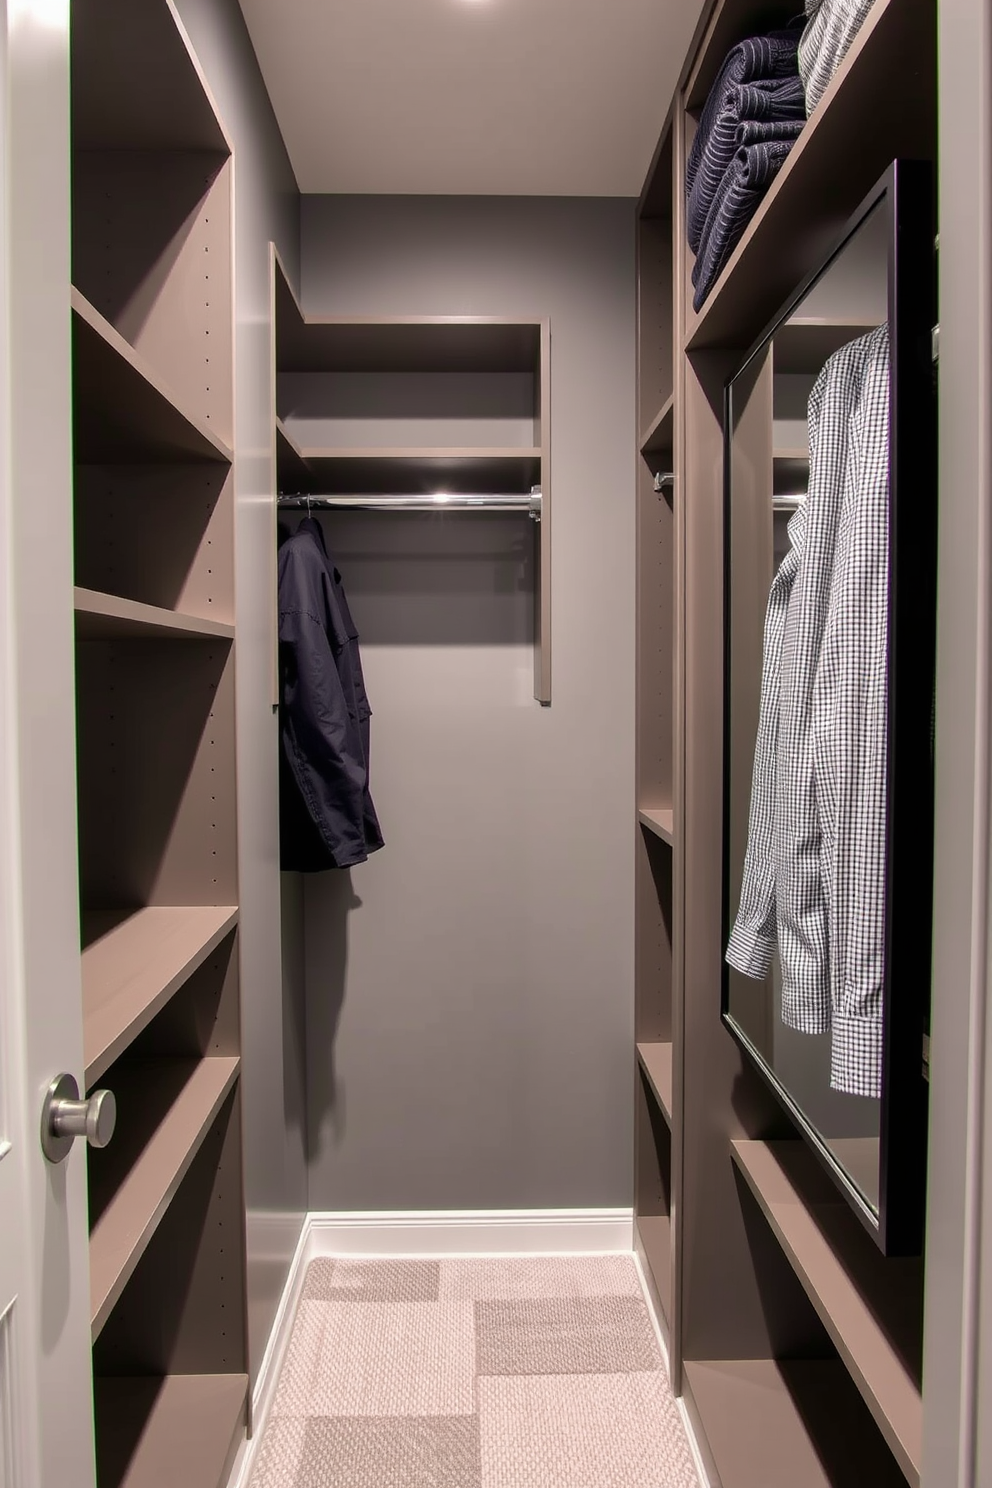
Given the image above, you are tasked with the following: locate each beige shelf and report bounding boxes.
[685,0,934,350]
[638,807,674,845]
[640,394,674,455]
[685,1358,907,1488]
[74,589,234,643]
[637,1042,673,1126]
[82,906,239,1087]
[774,317,882,374]
[731,1140,922,1485]
[293,446,542,496]
[71,288,233,465]
[636,1213,672,1323]
[94,1373,247,1488]
[90,1055,240,1338]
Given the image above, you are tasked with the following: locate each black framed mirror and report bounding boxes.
[722,161,936,1255]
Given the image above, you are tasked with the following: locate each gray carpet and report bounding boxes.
[249,1256,700,1487]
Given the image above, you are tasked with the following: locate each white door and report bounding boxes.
[0,2,97,1485]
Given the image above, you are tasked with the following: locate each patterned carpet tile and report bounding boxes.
[438,1256,643,1302]
[478,1373,699,1488]
[475,1296,660,1376]
[252,1256,700,1488]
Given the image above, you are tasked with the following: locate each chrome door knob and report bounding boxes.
[41,1073,116,1164]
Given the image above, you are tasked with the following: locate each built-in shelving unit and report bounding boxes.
[634,0,936,1476]
[634,112,677,1352]
[70,0,247,1480]
[271,248,552,701]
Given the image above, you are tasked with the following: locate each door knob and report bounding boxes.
[41,1073,116,1164]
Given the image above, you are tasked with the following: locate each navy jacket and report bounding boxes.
[278,517,384,871]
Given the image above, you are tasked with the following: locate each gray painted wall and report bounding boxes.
[299,195,637,1211]
[171,0,307,1387]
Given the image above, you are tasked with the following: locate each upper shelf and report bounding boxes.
[82,905,239,1088]
[74,589,235,644]
[685,0,935,350]
[638,807,674,846]
[72,290,233,466]
[731,1140,923,1486]
[286,447,542,497]
[773,318,882,374]
[71,0,229,154]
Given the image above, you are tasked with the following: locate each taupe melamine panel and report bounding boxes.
[73,153,234,447]
[636,1066,673,1322]
[638,219,674,442]
[638,1041,674,1126]
[296,449,541,496]
[75,639,238,908]
[94,1085,246,1378]
[636,459,674,809]
[635,830,673,1046]
[74,465,234,623]
[680,349,797,1361]
[278,309,542,376]
[72,0,230,152]
[74,589,234,643]
[93,1374,248,1488]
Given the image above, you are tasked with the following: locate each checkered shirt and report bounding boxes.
[799,0,876,115]
[727,325,889,1097]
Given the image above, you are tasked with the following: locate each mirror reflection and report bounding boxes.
[724,201,889,1218]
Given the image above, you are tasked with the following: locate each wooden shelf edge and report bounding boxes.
[90,1055,240,1339]
[731,1139,922,1485]
[83,905,239,1089]
[640,394,675,454]
[74,588,234,643]
[637,1041,674,1126]
[684,0,906,350]
[638,807,674,845]
[94,1373,248,1488]
[294,445,543,462]
[71,287,233,464]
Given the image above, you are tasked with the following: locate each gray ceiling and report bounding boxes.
[237,0,704,196]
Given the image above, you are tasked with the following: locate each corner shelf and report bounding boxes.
[637,1042,674,1126]
[74,589,235,644]
[685,0,934,350]
[82,906,239,1088]
[89,1055,240,1338]
[93,1373,248,1488]
[638,807,674,845]
[71,289,233,465]
[731,1140,922,1486]
[640,394,674,455]
[636,1213,672,1323]
[684,1358,907,1488]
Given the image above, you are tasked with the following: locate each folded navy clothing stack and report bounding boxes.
[688,29,804,311]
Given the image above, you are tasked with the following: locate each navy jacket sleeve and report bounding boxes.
[278,539,370,868]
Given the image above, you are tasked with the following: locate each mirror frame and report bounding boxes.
[720,160,936,1255]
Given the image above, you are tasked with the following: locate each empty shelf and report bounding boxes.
[731,1140,922,1485]
[94,1373,248,1488]
[293,447,542,496]
[82,906,239,1087]
[637,1042,673,1126]
[638,807,674,845]
[276,418,312,492]
[90,1055,240,1338]
[74,589,234,643]
[640,394,674,455]
[686,0,934,350]
[685,1358,907,1488]
[636,1213,672,1323]
[276,311,542,376]
[72,289,233,465]
[774,318,882,374]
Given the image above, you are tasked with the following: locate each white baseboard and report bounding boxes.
[307,1207,634,1257]
[632,1253,713,1488]
[226,1206,635,1488]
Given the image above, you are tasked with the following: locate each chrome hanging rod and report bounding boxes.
[773,492,806,513]
[278,489,542,518]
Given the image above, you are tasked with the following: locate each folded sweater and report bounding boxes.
[692,137,798,310]
[800,0,876,114]
[687,76,806,253]
[686,29,803,203]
